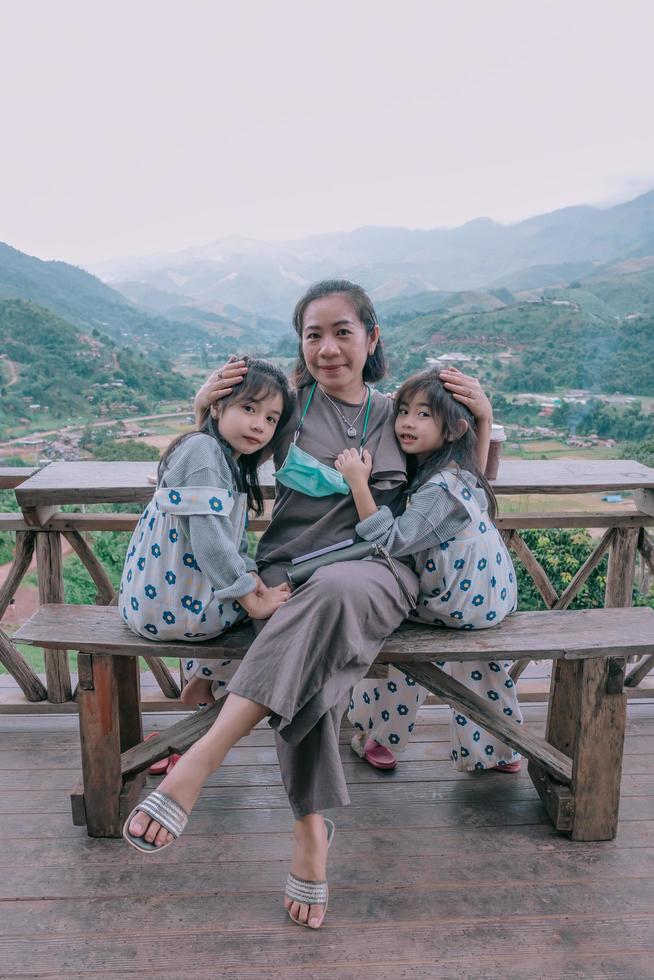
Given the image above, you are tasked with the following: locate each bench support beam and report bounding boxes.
[394,661,573,785]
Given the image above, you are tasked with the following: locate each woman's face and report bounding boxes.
[301,293,379,399]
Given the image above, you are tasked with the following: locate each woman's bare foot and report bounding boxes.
[180,676,216,708]
[127,693,268,849]
[127,752,209,848]
[285,814,331,929]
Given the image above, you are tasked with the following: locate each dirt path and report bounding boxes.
[0,355,19,387]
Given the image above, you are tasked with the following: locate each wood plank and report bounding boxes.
[0,529,36,617]
[489,458,654,494]
[2,905,654,976]
[508,531,559,607]
[395,661,572,784]
[14,603,654,663]
[496,509,654,529]
[121,700,223,776]
[0,629,47,702]
[0,513,31,531]
[75,652,122,837]
[553,526,615,609]
[0,466,37,488]
[35,532,71,702]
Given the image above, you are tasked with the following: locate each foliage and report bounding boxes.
[63,530,131,604]
[621,436,654,468]
[514,529,608,611]
[0,298,193,426]
[550,400,654,442]
[513,528,652,611]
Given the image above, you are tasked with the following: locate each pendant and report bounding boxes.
[347,426,357,438]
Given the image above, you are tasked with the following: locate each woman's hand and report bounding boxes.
[334,448,373,488]
[194,357,248,424]
[439,367,493,424]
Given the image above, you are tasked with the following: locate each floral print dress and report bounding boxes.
[348,468,523,771]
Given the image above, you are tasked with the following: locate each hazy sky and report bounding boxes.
[2,0,653,265]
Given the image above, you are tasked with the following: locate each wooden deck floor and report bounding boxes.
[3,702,654,979]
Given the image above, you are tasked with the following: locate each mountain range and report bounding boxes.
[88,189,654,320]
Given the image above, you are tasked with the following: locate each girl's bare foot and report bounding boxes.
[180,676,216,708]
[285,814,330,928]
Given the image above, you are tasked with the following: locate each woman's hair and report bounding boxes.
[159,357,294,516]
[394,368,497,520]
[291,279,386,387]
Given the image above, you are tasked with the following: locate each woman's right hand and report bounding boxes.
[194,357,248,424]
[240,582,291,620]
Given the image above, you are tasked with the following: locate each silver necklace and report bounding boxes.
[320,386,367,438]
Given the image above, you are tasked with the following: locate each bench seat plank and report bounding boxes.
[13,604,654,664]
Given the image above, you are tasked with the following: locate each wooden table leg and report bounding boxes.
[76,652,122,837]
[114,655,146,823]
[35,531,71,702]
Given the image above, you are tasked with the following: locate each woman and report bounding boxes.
[125,280,492,929]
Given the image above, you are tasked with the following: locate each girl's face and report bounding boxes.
[214,391,284,458]
[301,293,379,399]
[394,390,447,459]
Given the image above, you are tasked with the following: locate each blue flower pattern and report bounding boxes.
[120,485,244,692]
[348,467,522,771]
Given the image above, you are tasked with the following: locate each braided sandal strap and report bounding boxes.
[285,873,328,906]
[137,790,188,838]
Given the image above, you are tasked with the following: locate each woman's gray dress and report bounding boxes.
[226,385,418,818]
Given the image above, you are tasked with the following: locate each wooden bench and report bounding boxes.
[14,603,654,843]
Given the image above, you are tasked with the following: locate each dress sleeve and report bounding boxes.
[162,436,256,599]
[355,482,470,558]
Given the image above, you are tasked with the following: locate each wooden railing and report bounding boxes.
[1,464,654,710]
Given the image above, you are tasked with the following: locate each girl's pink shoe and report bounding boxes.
[351,734,397,770]
[492,760,521,773]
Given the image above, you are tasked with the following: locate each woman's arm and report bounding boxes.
[439,368,493,470]
[194,358,248,427]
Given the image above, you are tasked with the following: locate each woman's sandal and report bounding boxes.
[285,817,335,929]
[122,790,189,854]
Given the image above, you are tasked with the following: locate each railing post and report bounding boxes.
[35,530,72,702]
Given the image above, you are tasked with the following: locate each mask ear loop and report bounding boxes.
[293,382,317,444]
[358,386,372,457]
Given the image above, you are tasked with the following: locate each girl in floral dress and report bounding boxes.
[120,358,294,708]
[336,367,522,773]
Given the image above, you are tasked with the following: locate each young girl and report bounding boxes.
[335,367,523,773]
[120,357,294,708]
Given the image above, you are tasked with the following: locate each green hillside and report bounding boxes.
[383,301,654,395]
[0,299,192,431]
[0,242,223,354]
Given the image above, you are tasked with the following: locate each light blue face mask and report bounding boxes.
[274,382,372,498]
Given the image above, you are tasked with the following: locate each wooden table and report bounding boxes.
[7,457,654,841]
[13,458,654,511]
[8,457,654,706]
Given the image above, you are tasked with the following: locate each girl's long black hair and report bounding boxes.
[394,368,498,520]
[158,357,294,516]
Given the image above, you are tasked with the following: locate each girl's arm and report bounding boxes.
[439,368,493,470]
[334,449,377,520]
[335,449,470,558]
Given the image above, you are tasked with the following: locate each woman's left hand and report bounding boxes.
[439,368,492,424]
